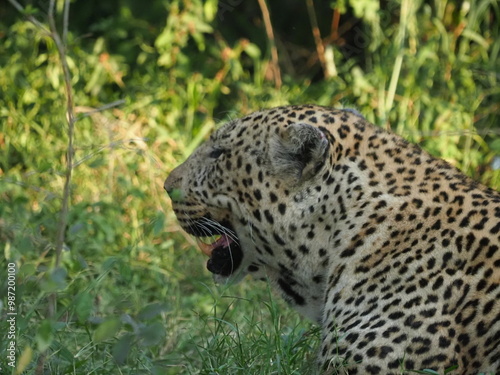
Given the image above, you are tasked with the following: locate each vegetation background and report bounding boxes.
[0,0,499,374]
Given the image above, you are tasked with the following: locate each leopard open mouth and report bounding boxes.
[184,217,243,276]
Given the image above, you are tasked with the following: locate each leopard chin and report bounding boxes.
[205,237,243,276]
[182,216,244,278]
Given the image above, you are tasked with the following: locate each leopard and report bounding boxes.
[164,105,500,374]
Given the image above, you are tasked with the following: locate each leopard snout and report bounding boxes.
[164,167,184,202]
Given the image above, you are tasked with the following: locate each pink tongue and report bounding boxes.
[197,234,233,257]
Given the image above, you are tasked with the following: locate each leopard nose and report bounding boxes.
[163,177,172,194]
[164,165,177,192]
[164,176,177,197]
[164,168,183,202]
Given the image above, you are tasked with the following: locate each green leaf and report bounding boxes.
[22,5,39,16]
[36,320,54,352]
[68,222,85,235]
[490,138,500,152]
[19,263,36,278]
[102,257,119,271]
[137,302,169,321]
[444,365,459,374]
[74,292,93,322]
[16,346,33,374]
[46,64,60,89]
[51,340,74,363]
[203,0,218,22]
[138,322,165,347]
[244,43,261,59]
[89,157,106,169]
[51,267,67,285]
[40,267,67,292]
[112,333,134,365]
[93,318,122,343]
[461,29,489,49]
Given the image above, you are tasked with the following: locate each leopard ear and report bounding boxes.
[270,123,329,183]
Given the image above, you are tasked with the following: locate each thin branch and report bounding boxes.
[77,99,126,119]
[257,0,282,89]
[9,0,75,272]
[73,138,148,168]
[330,7,341,43]
[48,0,55,23]
[305,0,332,78]
[45,0,75,269]
[63,0,70,44]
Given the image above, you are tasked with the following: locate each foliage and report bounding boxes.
[0,0,499,374]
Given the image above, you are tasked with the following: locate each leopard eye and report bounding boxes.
[208,148,225,159]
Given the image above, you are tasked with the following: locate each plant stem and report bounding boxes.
[385,0,411,124]
[8,0,75,272]
[47,0,76,269]
[257,0,282,89]
[306,0,336,78]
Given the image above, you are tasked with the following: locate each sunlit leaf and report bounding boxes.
[138,302,170,321]
[93,318,122,343]
[36,320,54,352]
[15,346,32,374]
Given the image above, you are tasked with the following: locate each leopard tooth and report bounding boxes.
[198,235,221,244]
[197,239,214,257]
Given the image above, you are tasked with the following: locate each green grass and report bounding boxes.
[0,0,499,374]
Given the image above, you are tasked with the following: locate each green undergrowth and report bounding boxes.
[0,0,499,374]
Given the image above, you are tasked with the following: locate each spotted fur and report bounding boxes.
[164,105,500,374]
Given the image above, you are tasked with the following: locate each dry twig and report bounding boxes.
[46,0,76,269]
[7,0,75,270]
[7,1,76,372]
[257,0,282,89]
[305,0,336,78]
